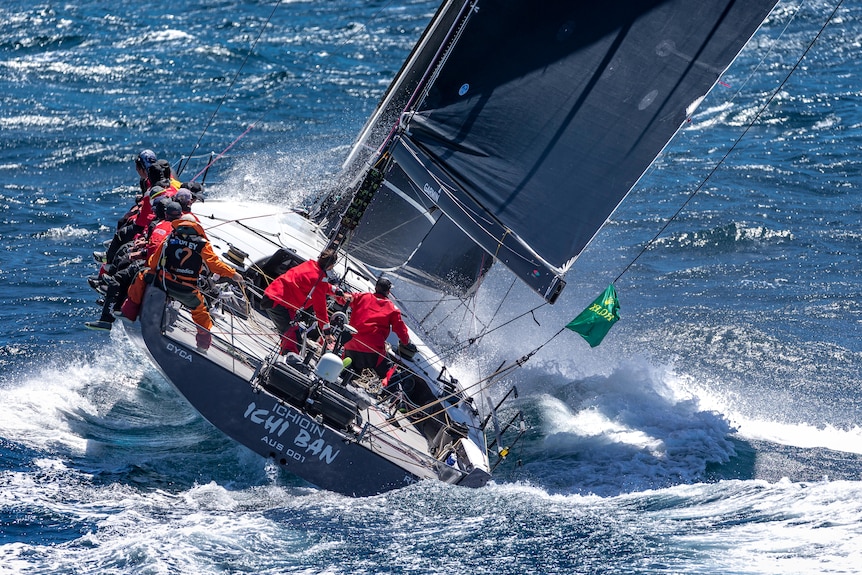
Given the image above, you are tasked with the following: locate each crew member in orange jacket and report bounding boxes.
[122,215,242,350]
[261,249,338,355]
[84,200,185,333]
[342,277,412,379]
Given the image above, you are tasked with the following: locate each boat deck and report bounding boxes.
[160,298,454,482]
[161,297,278,380]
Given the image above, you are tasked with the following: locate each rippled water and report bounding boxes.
[2,1,861,573]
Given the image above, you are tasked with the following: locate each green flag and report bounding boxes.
[566,284,620,347]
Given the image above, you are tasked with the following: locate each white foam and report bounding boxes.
[506,359,737,494]
[671,378,862,455]
[38,225,97,240]
[0,331,149,455]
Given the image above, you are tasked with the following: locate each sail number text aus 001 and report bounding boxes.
[244,401,341,464]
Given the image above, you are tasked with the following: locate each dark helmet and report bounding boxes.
[174,188,193,208]
[164,201,183,221]
[375,277,392,296]
[182,181,203,194]
[317,249,337,270]
[147,159,172,184]
[152,196,170,220]
[148,185,167,202]
[181,181,204,203]
[136,149,157,172]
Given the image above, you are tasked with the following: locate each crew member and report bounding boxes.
[261,249,338,355]
[122,215,243,350]
[343,277,413,379]
[104,160,178,264]
[85,200,183,332]
[93,149,157,265]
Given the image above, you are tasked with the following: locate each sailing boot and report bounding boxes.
[85,307,116,331]
[196,328,212,351]
[84,320,113,332]
[120,297,140,322]
[88,276,107,295]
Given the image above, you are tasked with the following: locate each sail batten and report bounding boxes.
[340,0,779,303]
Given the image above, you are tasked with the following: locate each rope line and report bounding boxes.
[178,0,283,176]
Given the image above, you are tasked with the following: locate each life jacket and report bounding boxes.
[146,219,174,259]
[161,222,207,287]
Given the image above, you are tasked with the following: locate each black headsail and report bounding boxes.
[328,0,779,302]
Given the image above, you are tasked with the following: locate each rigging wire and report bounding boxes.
[440,301,549,356]
[611,0,843,286]
[178,0,284,176]
[454,275,517,350]
[391,325,567,430]
[455,252,495,345]
[489,277,518,330]
[177,0,404,178]
[187,123,257,183]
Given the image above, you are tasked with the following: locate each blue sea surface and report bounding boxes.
[2,1,861,573]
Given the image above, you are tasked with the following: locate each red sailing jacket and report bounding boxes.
[343,292,409,356]
[263,259,334,330]
[133,178,180,229]
[146,219,174,259]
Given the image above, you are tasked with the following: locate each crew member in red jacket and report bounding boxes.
[132,160,180,232]
[261,249,338,355]
[342,277,413,379]
[104,160,180,264]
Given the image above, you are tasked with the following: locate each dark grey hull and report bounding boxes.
[136,287,439,497]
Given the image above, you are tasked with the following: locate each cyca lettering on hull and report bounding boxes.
[166,343,193,363]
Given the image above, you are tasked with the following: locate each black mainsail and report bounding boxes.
[329,0,779,302]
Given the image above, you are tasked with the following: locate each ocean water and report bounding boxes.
[2,0,861,573]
